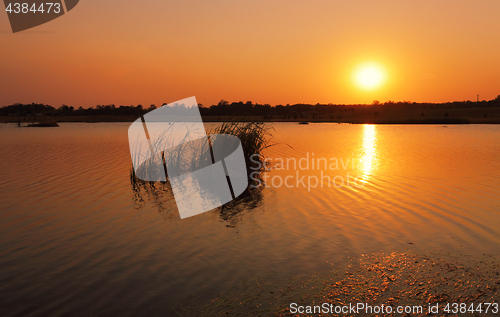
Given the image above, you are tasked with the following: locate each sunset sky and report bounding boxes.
[1,0,500,108]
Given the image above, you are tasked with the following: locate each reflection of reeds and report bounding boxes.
[130,168,175,213]
[130,122,272,221]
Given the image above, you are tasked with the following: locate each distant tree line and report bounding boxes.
[0,103,156,116]
[2,95,500,117]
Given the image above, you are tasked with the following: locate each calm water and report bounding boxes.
[1,122,499,316]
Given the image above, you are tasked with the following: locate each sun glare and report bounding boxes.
[361,124,377,179]
[354,63,386,90]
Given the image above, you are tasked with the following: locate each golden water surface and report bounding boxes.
[0,122,499,316]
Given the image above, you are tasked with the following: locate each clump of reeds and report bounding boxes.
[207,121,273,177]
[130,121,272,217]
[131,122,273,183]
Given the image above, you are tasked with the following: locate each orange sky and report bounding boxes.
[1,0,500,108]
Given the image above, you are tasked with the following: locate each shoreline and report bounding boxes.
[179,248,500,317]
[3,104,500,125]
[3,115,500,125]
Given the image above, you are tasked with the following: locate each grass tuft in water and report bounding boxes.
[207,121,274,178]
[130,122,273,219]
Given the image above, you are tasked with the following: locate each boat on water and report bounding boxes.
[26,122,59,127]
[298,121,309,125]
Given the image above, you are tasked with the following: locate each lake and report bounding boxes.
[1,122,499,316]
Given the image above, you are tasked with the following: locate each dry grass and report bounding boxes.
[130,122,273,221]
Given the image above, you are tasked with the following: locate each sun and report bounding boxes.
[353,63,386,90]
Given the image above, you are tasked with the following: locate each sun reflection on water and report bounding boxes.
[361,124,377,180]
